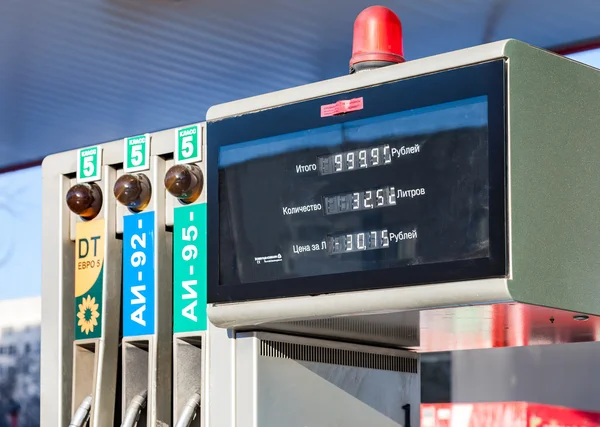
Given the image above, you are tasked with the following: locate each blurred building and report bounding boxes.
[0,297,41,427]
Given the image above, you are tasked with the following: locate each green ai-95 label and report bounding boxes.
[173,203,207,333]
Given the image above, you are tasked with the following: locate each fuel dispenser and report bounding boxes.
[43,146,122,426]
[204,11,600,427]
[166,124,208,427]
[41,124,210,426]
[115,133,172,427]
[41,6,600,427]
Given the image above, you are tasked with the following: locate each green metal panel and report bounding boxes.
[505,40,600,315]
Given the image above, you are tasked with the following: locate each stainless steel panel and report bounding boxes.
[207,323,236,427]
[41,158,122,426]
[173,334,204,427]
[451,340,600,412]
[119,154,173,426]
[207,41,600,350]
[234,303,600,353]
[416,303,600,352]
[122,341,150,427]
[71,342,96,421]
[505,41,600,315]
[88,166,122,427]
[208,278,511,329]
[206,40,511,120]
[41,168,74,426]
[235,332,420,427]
[42,126,180,427]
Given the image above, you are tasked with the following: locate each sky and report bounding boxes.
[0,48,598,301]
[568,49,600,68]
[0,167,42,300]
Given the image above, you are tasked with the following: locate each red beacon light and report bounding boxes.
[349,6,405,73]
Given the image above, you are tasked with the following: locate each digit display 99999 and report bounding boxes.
[318,144,391,175]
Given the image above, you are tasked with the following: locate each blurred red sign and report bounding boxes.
[320,97,364,117]
[421,402,600,427]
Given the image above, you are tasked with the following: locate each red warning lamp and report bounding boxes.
[349,6,405,73]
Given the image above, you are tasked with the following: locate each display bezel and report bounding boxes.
[207,60,508,304]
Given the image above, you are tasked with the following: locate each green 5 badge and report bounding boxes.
[124,134,151,173]
[176,125,202,164]
[77,146,102,183]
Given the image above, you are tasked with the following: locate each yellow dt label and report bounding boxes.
[74,219,104,340]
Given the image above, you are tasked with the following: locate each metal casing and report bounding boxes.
[233,331,420,427]
[41,123,207,426]
[206,39,600,329]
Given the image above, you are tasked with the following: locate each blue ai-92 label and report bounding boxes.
[123,211,155,337]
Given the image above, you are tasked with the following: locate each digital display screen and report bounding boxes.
[217,96,492,286]
[323,185,397,215]
[327,229,392,255]
[317,144,392,175]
